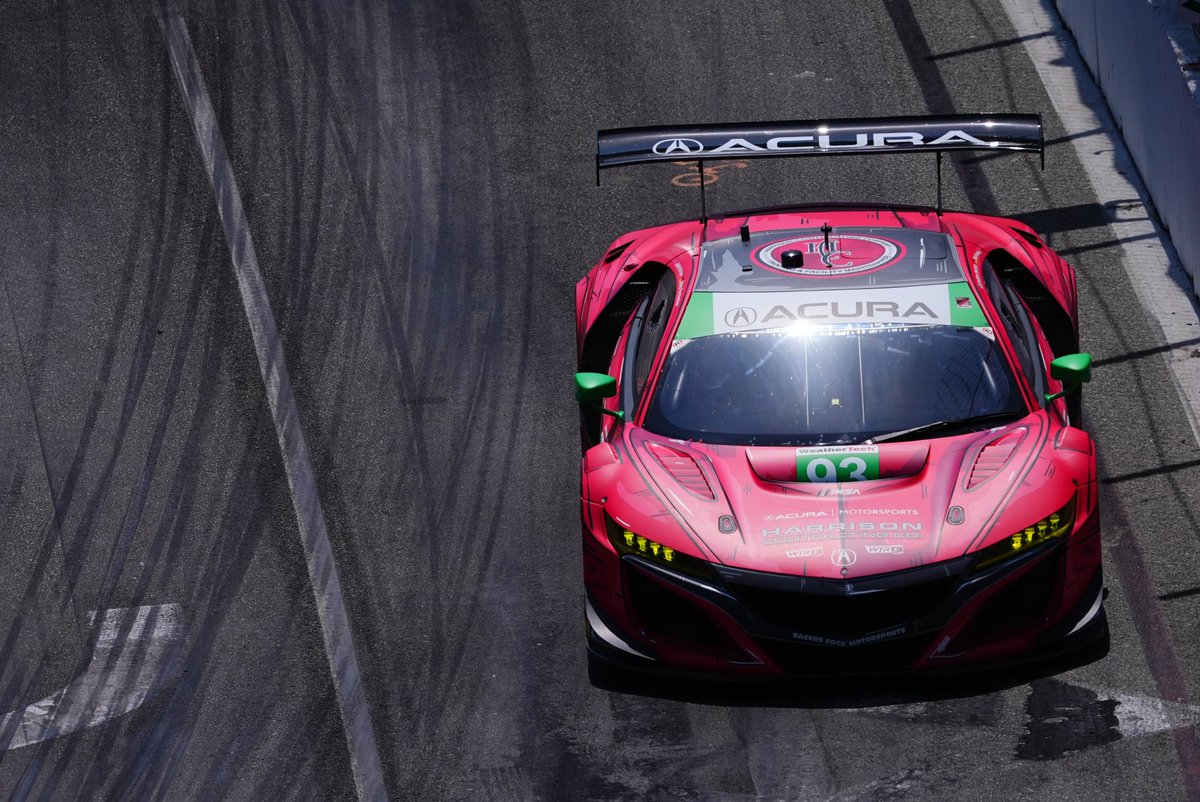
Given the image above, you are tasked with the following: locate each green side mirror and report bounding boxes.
[1050,353,1092,384]
[1045,353,1092,403]
[575,372,623,419]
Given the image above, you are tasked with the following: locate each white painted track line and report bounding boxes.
[1000,0,1200,445]
[0,605,186,750]
[158,14,387,801]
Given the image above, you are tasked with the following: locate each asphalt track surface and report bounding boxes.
[1,0,1199,800]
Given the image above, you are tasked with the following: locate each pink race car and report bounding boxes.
[577,115,1104,678]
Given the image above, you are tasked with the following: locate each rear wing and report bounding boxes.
[595,113,1043,216]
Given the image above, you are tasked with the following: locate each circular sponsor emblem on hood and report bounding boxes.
[831,548,857,567]
[755,234,904,277]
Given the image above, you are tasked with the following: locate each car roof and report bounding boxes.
[696,223,963,293]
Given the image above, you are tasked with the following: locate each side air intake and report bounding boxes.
[645,442,715,499]
[966,431,1023,489]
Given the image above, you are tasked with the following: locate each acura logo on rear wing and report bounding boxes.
[598,114,1043,170]
[596,113,1044,218]
[651,130,992,157]
[652,138,704,156]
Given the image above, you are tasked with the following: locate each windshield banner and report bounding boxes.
[675,282,987,339]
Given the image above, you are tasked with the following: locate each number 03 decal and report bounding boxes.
[796,448,881,482]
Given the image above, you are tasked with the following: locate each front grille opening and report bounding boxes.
[729,576,960,639]
[956,549,1063,648]
[626,568,743,659]
[760,633,936,675]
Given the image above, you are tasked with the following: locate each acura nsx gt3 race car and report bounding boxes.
[575,115,1105,678]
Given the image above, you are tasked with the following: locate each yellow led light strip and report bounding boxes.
[622,530,677,563]
[974,499,1074,571]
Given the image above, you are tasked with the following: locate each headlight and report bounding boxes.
[972,498,1075,572]
[606,517,714,581]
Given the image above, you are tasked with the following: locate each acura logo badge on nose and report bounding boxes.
[652,138,704,156]
[832,548,857,567]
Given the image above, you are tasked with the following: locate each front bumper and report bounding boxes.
[584,530,1105,679]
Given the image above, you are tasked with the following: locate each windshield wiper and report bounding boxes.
[863,411,1026,445]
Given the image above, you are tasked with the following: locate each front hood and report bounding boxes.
[607,413,1087,580]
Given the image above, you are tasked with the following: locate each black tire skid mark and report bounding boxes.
[34,15,189,604]
[265,6,444,797]
[106,234,351,802]
[279,0,438,501]
[258,3,540,796]
[0,8,179,791]
[0,13,191,774]
[388,7,542,794]
[15,16,354,797]
[881,0,1001,216]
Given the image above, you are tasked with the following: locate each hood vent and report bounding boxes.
[967,431,1023,489]
[645,442,715,499]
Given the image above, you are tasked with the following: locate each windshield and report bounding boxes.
[643,324,1026,446]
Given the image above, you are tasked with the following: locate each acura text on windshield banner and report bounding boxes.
[597,114,1042,169]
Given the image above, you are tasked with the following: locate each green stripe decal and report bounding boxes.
[674,291,715,340]
[947,282,988,327]
[795,446,881,482]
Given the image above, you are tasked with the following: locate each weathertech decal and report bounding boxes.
[796,445,880,483]
[754,234,904,276]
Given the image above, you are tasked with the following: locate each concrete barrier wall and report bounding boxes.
[1055,0,1200,297]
